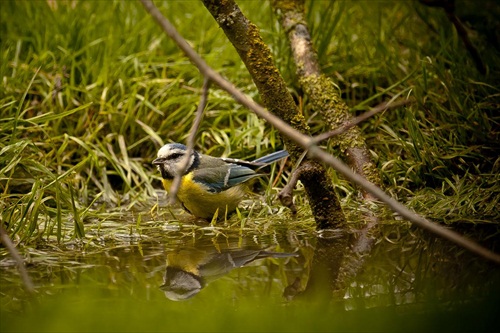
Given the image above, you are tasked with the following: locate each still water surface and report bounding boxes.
[1,217,499,332]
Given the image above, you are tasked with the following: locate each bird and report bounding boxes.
[161,246,297,301]
[152,143,288,219]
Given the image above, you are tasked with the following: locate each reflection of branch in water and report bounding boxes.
[0,224,35,294]
[161,247,297,301]
[284,224,379,301]
[283,230,349,300]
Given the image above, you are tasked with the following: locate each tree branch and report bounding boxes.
[139,0,500,264]
[272,0,384,200]
[418,0,486,74]
[312,98,414,144]
[168,78,211,204]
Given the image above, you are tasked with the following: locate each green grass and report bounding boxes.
[303,1,500,223]
[1,0,499,248]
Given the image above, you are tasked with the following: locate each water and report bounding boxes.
[1,218,499,332]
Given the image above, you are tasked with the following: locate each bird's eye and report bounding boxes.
[167,153,184,160]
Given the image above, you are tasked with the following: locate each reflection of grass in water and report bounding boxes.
[2,221,499,331]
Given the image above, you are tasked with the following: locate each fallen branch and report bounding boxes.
[272,0,388,202]
[139,0,500,264]
[200,0,345,228]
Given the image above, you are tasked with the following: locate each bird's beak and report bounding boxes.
[152,157,165,165]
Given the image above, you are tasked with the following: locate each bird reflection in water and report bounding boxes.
[161,246,297,301]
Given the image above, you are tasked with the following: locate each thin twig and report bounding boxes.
[0,224,35,293]
[168,77,211,203]
[139,0,500,264]
[447,12,486,74]
[312,98,414,144]
[278,165,305,215]
[418,0,486,74]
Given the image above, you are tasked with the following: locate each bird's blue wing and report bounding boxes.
[224,164,261,188]
[192,164,259,193]
[190,150,287,193]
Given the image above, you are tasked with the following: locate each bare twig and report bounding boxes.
[418,0,486,74]
[312,98,415,144]
[0,224,35,293]
[168,77,211,203]
[278,165,305,215]
[447,12,486,74]
[139,0,500,264]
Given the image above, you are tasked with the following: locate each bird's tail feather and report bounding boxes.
[253,150,288,164]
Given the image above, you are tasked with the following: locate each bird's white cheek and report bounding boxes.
[172,161,185,176]
[166,165,176,177]
[158,164,174,178]
[173,156,194,175]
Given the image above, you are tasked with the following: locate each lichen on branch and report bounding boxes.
[202,0,346,228]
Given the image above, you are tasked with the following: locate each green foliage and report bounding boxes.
[301,0,500,223]
[0,0,283,244]
[1,0,499,248]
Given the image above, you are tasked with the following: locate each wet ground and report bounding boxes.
[1,215,499,332]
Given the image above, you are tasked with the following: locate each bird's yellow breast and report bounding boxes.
[161,173,247,219]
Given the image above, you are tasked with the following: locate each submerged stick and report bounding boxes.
[0,225,35,293]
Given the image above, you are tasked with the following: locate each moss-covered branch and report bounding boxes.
[272,0,384,200]
[139,0,500,264]
[201,0,346,228]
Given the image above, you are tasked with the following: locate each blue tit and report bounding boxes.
[161,246,297,301]
[152,143,288,219]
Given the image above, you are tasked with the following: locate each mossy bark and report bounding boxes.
[272,0,383,200]
[202,0,345,228]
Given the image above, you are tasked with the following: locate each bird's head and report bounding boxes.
[160,266,204,301]
[152,143,199,179]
